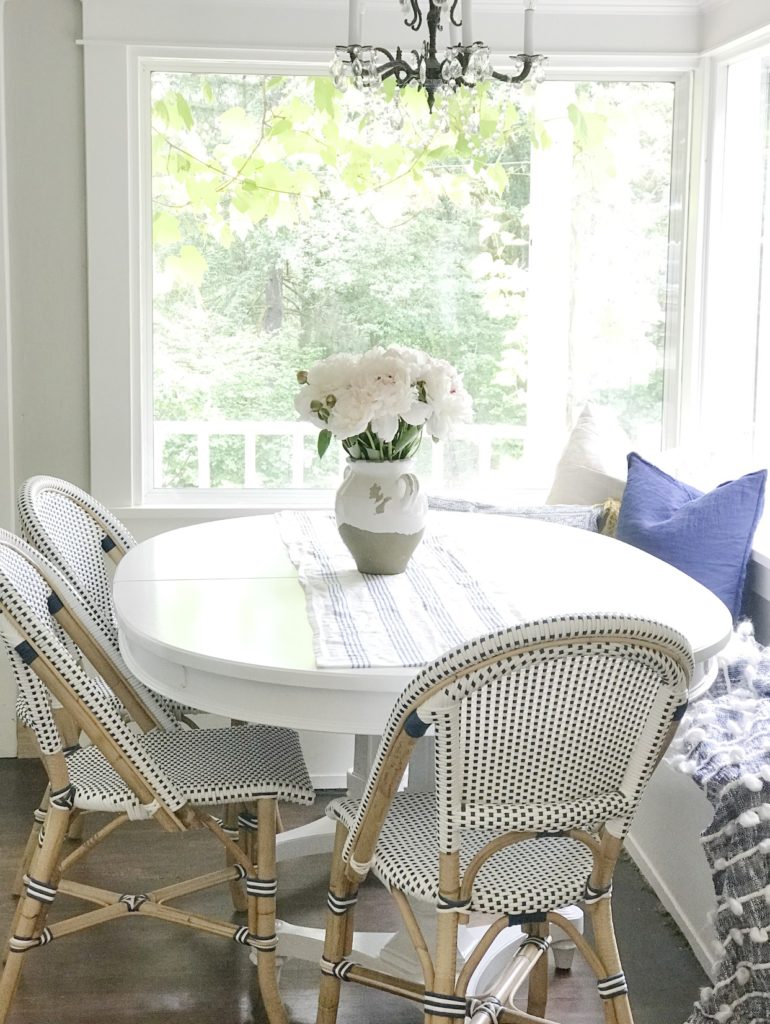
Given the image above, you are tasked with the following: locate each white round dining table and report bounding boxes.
[113,509,732,734]
[112,508,733,989]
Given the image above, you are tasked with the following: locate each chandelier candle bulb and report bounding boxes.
[460,0,473,45]
[524,0,535,54]
[461,0,474,45]
[348,0,363,45]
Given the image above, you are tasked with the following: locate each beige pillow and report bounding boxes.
[546,403,629,505]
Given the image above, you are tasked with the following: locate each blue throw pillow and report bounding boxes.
[616,452,767,619]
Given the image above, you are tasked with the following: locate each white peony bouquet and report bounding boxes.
[294,345,473,461]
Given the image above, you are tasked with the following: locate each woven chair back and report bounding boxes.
[0,534,185,819]
[18,477,182,731]
[18,476,134,649]
[0,529,129,728]
[344,615,693,864]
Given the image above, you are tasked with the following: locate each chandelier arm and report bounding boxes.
[403,0,422,32]
[449,0,461,28]
[491,56,536,86]
[342,43,420,84]
[379,59,421,85]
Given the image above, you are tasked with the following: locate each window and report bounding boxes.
[81,2,694,512]
[691,43,770,489]
[145,70,682,501]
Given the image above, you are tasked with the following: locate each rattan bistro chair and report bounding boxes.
[316,615,693,1024]
[0,527,165,896]
[17,475,190,729]
[16,477,273,912]
[0,536,315,1024]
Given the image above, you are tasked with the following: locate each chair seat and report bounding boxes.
[67,724,315,813]
[327,792,595,917]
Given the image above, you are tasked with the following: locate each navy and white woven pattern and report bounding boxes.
[328,791,596,915]
[64,724,314,813]
[0,537,314,814]
[18,476,184,729]
[0,538,86,755]
[277,510,523,668]
[0,530,127,727]
[669,623,770,1024]
[18,476,135,635]
[332,615,692,871]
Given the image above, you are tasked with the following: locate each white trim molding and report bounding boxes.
[81,0,702,55]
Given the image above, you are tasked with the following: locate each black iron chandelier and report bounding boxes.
[331,0,546,112]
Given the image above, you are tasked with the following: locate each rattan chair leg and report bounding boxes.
[66,809,85,841]
[317,823,355,1024]
[10,788,49,897]
[589,896,633,1024]
[428,905,461,1024]
[0,798,70,1024]
[222,803,248,913]
[524,921,550,1018]
[253,798,287,1024]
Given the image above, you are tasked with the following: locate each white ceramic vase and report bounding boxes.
[334,458,428,575]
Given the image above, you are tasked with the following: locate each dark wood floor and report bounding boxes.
[0,759,707,1023]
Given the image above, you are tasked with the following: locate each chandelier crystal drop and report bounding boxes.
[331,0,546,112]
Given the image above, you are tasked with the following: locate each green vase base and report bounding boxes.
[337,523,425,575]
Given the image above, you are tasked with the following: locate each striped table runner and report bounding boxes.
[277,510,523,669]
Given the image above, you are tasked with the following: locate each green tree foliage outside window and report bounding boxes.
[150,73,673,491]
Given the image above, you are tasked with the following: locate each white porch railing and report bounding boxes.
[153,420,528,490]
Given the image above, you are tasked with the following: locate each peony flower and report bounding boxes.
[326,387,372,440]
[294,345,473,460]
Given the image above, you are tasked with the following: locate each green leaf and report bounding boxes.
[185,177,221,211]
[322,118,340,145]
[485,164,509,196]
[426,145,454,162]
[568,104,609,151]
[175,93,194,130]
[314,77,336,116]
[381,77,397,101]
[165,245,208,288]
[317,429,333,459]
[152,210,181,245]
[278,97,314,125]
[268,116,292,137]
[152,100,170,128]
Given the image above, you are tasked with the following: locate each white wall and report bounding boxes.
[4,0,89,498]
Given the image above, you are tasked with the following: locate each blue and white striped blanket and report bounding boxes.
[277,511,523,669]
[670,624,770,1023]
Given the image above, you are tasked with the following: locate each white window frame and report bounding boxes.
[82,2,697,518]
[698,37,770,469]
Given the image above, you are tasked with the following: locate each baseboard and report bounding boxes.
[310,773,348,791]
[625,830,717,980]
